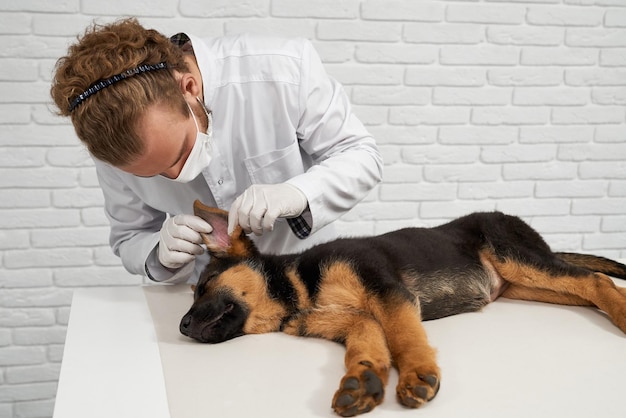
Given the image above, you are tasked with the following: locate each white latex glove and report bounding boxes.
[158,214,213,269]
[228,183,308,236]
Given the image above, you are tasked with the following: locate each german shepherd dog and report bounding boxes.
[180,200,626,417]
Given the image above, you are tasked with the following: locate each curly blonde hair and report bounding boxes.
[50,18,190,166]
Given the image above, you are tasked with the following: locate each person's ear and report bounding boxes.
[178,72,202,99]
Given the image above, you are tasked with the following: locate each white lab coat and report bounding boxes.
[94,33,383,283]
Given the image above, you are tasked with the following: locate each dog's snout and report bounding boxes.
[179,312,193,335]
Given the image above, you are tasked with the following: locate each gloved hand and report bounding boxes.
[228,183,308,236]
[158,214,213,269]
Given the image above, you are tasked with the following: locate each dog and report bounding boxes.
[180,200,626,417]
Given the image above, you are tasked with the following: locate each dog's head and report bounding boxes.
[179,200,288,343]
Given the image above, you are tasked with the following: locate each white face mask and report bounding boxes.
[172,98,213,183]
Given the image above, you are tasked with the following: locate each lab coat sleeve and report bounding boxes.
[94,160,194,282]
[286,40,383,234]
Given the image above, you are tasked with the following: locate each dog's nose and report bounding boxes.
[179,313,193,335]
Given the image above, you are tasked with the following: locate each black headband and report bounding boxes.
[68,62,168,112]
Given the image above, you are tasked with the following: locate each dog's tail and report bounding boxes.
[555,252,626,280]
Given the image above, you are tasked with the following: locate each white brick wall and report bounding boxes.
[0,1,625,416]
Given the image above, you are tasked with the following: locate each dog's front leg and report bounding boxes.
[284,310,392,417]
[379,300,441,409]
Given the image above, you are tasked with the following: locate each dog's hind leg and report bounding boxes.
[376,298,440,409]
[482,250,626,333]
[284,310,392,417]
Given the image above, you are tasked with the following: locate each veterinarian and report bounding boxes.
[50,18,382,284]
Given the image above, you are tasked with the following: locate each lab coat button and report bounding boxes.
[218,178,224,185]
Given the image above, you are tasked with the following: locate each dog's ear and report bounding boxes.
[193,200,257,258]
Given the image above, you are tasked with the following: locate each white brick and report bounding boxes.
[592,87,626,105]
[406,68,486,87]
[352,86,430,105]
[0,347,46,367]
[573,198,626,215]
[503,162,578,180]
[31,227,109,248]
[601,48,626,66]
[558,143,626,161]
[566,68,626,86]
[0,329,11,347]
[0,209,79,228]
[419,201,498,219]
[0,104,30,123]
[13,328,67,346]
[433,87,512,106]
[424,164,501,183]
[46,146,93,167]
[583,232,626,250]
[472,107,550,125]
[527,6,604,26]
[0,168,77,188]
[0,1,78,13]
[488,68,563,87]
[0,147,46,168]
[32,14,94,36]
[0,36,76,59]
[521,47,597,66]
[552,106,625,124]
[225,20,316,39]
[458,181,535,200]
[180,0,267,17]
[520,126,594,143]
[595,126,626,143]
[380,165,423,184]
[355,44,437,64]
[481,144,557,163]
[402,144,480,164]
[567,28,626,47]
[0,288,73,308]
[487,26,564,46]
[0,309,56,327]
[440,46,519,65]
[313,42,354,63]
[51,188,104,208]
[0,230,29,251]
[496,198,572,216]
[78,167,100,187]
[340,202,417,222]
[81,207,109,227]
[13,399,55,418]
[368,126,436,145]
[602,216,626,232]
[54,266,141,286]
[529,216,601,234]
[361,0,444,21]
[317,21,401,41]
[404,23,484,44]
[47,345,65,363]
[446,3,525,24]
[353,105,388,126]
[579,161,626,179]
[535,180,608,198]
[0,404,10,418]
[83,0,176,16]
[609,181,626,197]
[438,126,518,144]
[326,64,403,85]
[272,0,358,18]
[0,59,38,81]
[605,8,626,27]
[0,190,50,209]
[0,269,53,288]
[389,107,471,125]
[379,183,457,201]
[0,382,57,402]
[514,87,589,106]
[4,248,92,269]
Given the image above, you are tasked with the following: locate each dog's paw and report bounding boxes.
[332,367,385,417]
[396,368,440,408]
